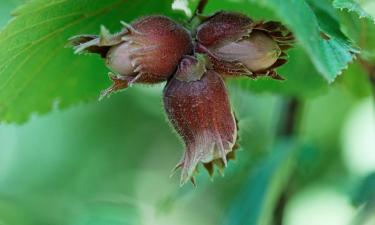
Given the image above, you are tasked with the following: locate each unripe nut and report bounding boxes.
[214,31,281,72]
[163,55,238,185]
[106,16,193,83]
[196,11,294,79]
[69,15,193,98]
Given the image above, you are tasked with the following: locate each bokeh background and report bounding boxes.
[1,0,375,225]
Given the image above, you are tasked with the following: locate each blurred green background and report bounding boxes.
[1,79,374,225]
[1,0,375,225]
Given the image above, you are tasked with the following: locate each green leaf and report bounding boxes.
[0,0,181,123]
[333,0,375,23]
[223,140,298,225]
[336,1,375,61]
[0,0,25,28]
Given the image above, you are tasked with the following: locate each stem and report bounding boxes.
[195,0,209,15]
[273,97,301,225]
[273,190,290,225]
[277,98,300,137]
[189,0,209,22]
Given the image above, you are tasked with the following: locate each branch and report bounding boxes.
[273,97,301,225]
[277,98,300,137]
[194,0,209,15]
[273,190,290,225]
[189,0,209,22]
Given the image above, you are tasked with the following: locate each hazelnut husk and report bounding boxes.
[196,11,294,80]
[69,15,193,99]
[163,55,238,185]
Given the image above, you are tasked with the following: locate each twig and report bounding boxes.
[189,0,209,22]
[277,98,300,137]
[273,97,301,225]
[194,0,209,15]
[273,190,290,225]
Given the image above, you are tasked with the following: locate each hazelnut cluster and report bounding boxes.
[69,11,294,185]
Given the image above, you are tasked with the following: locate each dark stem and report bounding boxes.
[273,190,290,225]
[277,98,300,137]
[195,0,209,15]
[189,0,209,22]
[273,97,301,225]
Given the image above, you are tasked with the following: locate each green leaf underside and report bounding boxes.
[333,0,375,23]
[334,0,375,61]
[342,17,375,61]
[0,0,178,123]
